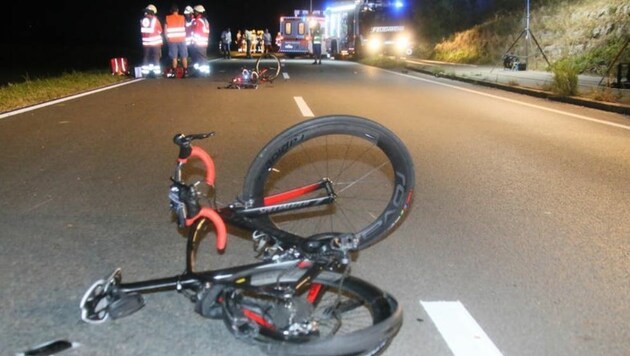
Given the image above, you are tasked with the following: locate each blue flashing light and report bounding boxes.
[394,1,404,8]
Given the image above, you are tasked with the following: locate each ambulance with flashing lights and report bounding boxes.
[278,10,325,57]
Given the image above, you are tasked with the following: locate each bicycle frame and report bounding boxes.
[116,253,315,296]
[96,133,342,298]
[80,118,408,354]
[173,133,337,253]
[99,231,348,344]
[223,53,280,89]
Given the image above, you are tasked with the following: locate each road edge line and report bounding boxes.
[0,79,144,120]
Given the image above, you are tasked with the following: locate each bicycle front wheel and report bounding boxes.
[255,53,281,81]
[241,115,415,250]
[221,271,403,356]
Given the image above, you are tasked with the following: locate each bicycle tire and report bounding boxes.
[241,115,415,250]
[221,270,403,356]
[255,53,281,81]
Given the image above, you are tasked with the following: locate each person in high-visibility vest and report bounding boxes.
[275,32,283,52]
[140,4,163,76]
[311,22,322,65]
[244,29,253,59]
[164,4,188,77]
[190,5,210,76]
[184,6,194,47]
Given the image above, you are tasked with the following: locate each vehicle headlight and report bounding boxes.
[367,37,382,52]
[396,36,409,50]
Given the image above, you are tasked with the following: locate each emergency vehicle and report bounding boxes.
[278,10,325,57]
[324,0,413,58]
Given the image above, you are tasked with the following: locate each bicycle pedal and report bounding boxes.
[108,292,145,320]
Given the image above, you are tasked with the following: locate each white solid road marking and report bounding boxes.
[283,72,290,79]
[387,69,630,131]
[294,96,314,117]
[421,301,503,356]
[0,79,144,120]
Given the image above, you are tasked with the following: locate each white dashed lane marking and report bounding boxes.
[293,96,314,117]
[421,301,503,356]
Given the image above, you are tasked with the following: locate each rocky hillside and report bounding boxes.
[431,0,629,74]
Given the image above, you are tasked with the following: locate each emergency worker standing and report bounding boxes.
[244,29,252,59]
[184,6,194,49]
[190,5,210,76]
[311,22,322,65]
[275,31,283,52]
[140,4,163,77]
[236,30,242,52]
[263,29,272,53]
[221,28,232,59]
[165,4,188,77]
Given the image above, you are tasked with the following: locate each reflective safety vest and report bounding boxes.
[313,30,322,44]
[141,16,163,47]
[185,17,193,45]
[191,16,210,47]
[165,14,186,43]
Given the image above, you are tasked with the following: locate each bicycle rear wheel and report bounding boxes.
[241,115,415,250]
[255,53,281,81]
[221,271,402,356]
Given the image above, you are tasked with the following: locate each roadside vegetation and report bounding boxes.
[411,0,628,101]
[416,0,629,76]
[549,58,579,96]
[0,71,129,113]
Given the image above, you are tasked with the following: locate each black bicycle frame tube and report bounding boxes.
[238,195,335,217]
[229,178,335,218]
[217,207,305,249]
[117,259,311,295]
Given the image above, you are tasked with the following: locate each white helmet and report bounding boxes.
[145,4,157,14]
[184,6,193,15]
[193,5,205,13]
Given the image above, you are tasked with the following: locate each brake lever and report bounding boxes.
[189,132,216,141]
[173,132,216,146]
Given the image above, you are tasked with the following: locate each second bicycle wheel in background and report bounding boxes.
[241,115,415,250]
[255,52,281,81]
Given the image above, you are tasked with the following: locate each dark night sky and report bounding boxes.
[0,1,421,76]
[4,1,328,47]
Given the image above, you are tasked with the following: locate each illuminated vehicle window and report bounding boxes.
[298,22,305,35]
[285,22,292,35]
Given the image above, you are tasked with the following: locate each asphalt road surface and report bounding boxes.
[1,58,629,356]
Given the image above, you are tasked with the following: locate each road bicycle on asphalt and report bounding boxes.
[80,115,415,355]
[223,52,282,89]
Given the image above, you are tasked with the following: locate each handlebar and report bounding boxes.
[170,132,226,251]
[173,132,215,159]
[173,132,216,187]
